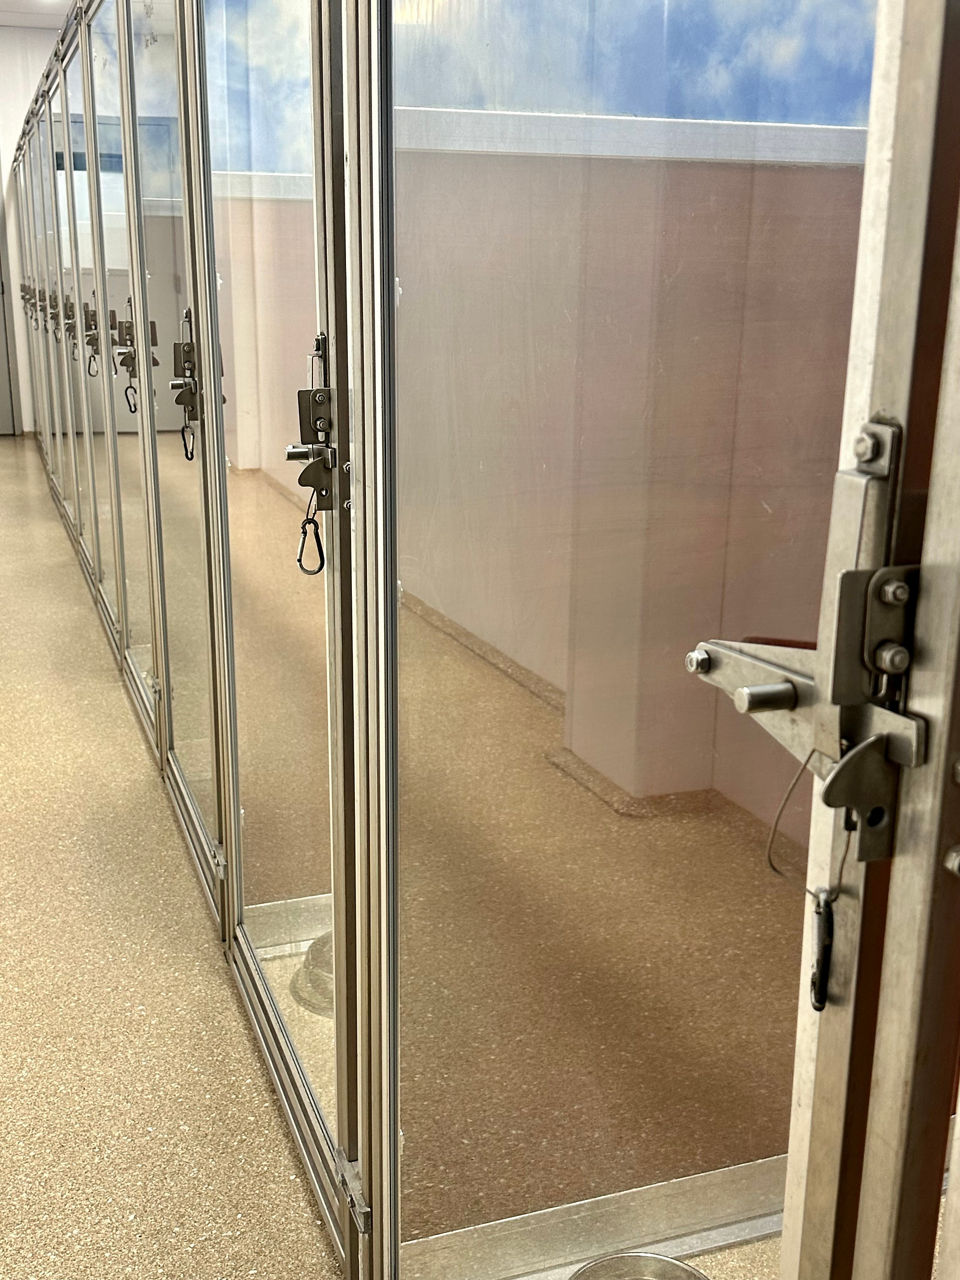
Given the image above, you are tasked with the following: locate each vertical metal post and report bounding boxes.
[340,0,396,1274]
[43,80,86,542]
[115,0,171,758]
[783,0,960,1275]
[58,42,104,583]
[79,0,129,651]
[35,106,68,497]
[174,0,235,930]
[848,12,960,1266]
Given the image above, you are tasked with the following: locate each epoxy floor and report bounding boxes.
[1,431,791,1280]
[0,436,339,1278]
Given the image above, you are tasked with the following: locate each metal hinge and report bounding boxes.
[335,1150,372,1235]
[685,420,926,863]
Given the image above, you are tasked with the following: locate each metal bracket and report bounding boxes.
[170,339,199,421]
[335,1150,372,1236]
[685,419,925,862]
[297,386,334,444]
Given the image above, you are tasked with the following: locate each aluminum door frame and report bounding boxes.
[57,36,106,603]
[173,0,367,1266]
[78,2,129,657]
[110,0,226,909]
[41,75,87,554]
[14,158,44,445]
[33,106,69,503]
[334,0,960,1277]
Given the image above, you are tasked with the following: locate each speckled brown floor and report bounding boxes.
[0,436,340,1279]
[140,438,807,1245]
[397,606,807,1239]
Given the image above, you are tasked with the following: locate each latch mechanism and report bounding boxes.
[83,300,100,376]
[170,308,199,460]
[335,1150,371,1236]
[685,419,925,865]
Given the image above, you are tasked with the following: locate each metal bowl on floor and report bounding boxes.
[570,1254,709,1280]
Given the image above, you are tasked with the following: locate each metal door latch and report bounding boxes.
[335,1150,372,1236]
[685,420,925,864]
[170,310,199,460]
[83,301,100,376]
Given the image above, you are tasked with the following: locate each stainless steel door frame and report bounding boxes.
[42,79,86,550]
[780,1,960,1275]
[79,4,128,655]
[338,0,394,1275]
[57,40,105,593]
[14,159,43,444]
[344,0,960,1277]
[173,0,367,1264]
[33,108,68,502]
[113,0,171,761]
[112,0,226,909]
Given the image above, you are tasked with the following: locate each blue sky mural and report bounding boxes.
[100,0,880,178]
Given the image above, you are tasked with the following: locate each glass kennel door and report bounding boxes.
[387,0,882,1275]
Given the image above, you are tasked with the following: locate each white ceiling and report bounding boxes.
[0,0,70,30]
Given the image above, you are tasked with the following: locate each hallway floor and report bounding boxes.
[0,432,781,1279]
[0,435,340,1277]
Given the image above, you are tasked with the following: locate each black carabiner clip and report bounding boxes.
[124,382,138,414]
[181,423,195,461]
[810,889,834,1013]
[87,353,99,378]
[297,515,325,575]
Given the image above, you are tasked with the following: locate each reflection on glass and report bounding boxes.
[130,0,219,837]
[66,52,117,617]
[91,0,155,691]
[393,0,877,1263]
[53,84,96,558]
[203,0,338,1128]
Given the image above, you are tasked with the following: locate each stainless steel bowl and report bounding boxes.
[570,1254,710,1280]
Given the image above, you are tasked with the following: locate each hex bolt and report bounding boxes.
[944,847,960,878]
[314,390,326,405]
[880,579,911,606]
[685,648,711,675]
[853,431,880,464]
[875,641,911,675]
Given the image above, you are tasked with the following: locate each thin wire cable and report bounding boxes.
[807,828,853,904]
[765,748,816,877]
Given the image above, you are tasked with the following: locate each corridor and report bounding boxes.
[0,436,339,1278]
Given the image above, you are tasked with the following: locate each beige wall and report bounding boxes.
[213,150,863,839]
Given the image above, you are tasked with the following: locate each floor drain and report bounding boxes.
[290,931,334,1016]
[570,1255,709,1280]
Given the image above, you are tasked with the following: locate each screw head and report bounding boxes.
[880,579,910,607]
[945,846,960,877]
[875,641,911,675]
[685,648,711,675]
[314,391,326,404]
[854,431,880,463]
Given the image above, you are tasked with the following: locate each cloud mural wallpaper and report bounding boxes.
[100,0,880,179]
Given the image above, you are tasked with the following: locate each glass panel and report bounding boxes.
[53,81,96,558]
[202,0,338,1128]
[66,50,117,615]
[27,139,55,476]
[91,0,155,693]
[19,158,47,456]
[130,0,219,836]
[38,115,72,507]
[392,0,878,1266]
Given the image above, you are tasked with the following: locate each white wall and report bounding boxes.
[0,24,62,433]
